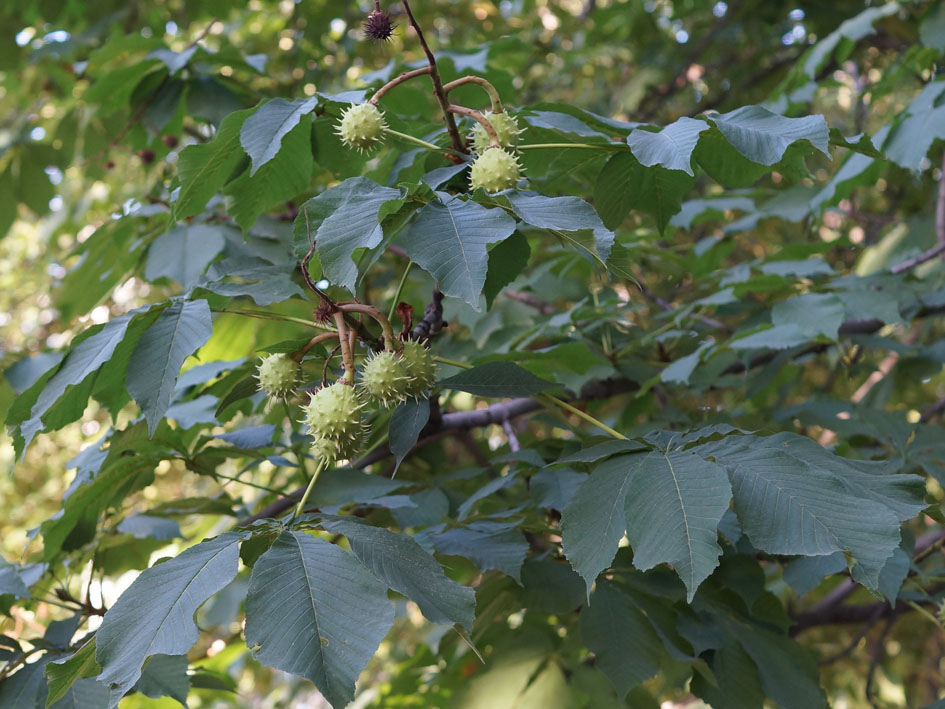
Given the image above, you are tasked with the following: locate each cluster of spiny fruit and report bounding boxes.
[254,341,436,463]
[336,101,524,192]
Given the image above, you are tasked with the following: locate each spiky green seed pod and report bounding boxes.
[310,436,358,465]
[336,103,387,152]
[302,383,365,448]
[360,351,412,408]
[469,147,522,192]
[401,340,436,398]
[470,111,522,153]
[255,353,299,398]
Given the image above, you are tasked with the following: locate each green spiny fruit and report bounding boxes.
[469,147,522,192]
[401,340,436,398]
[470,111,522,153]
[302,382,365,449]
[360,350,412,407]
[336,102,387,152]
[255,353,299,398]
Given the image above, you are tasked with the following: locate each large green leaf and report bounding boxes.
[579,580,667,696]
[561,457,636,594]
[240,97,317,175]
[126,300,213,435]
[626,117,707,175]
[143,224,227,289]
[225,116,314,231]
[292,177,403,292]
[244,532,393,709]
[623,450,731,601]
[706,106,829,166]
[45,639,101,707]
[319,516,476,630]
[594,152,693,233]
[13,314,133,453]
[504,191,613,262]
[175,109,252,219]
[696,433,924,589]
[95,532,246,697]
[398,194,517,308]
[884,80,945,171]
[418,521,528,582]
[388,397,430,472]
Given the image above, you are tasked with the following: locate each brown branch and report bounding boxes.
[400,0,465,154]
[890,240,945,274]
[503,290,556,314]
[636,281,727,330]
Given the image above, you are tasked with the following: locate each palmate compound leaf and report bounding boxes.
[95,531,247,702]
[561,450,731,602]
[319,515,475,630]
[397,192,517,309]
[244,531,394,709]
[694,432,926,590]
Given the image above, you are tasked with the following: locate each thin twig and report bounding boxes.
[890,241,945,274]
[636,280,726,330]
[502,419,521,452]
[503,290,556,314]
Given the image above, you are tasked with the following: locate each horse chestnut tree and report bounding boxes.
[2,1,945,707]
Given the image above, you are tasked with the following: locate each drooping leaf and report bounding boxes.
[45,640,101,708]
[695,433,924,590]
[134,654,190,706]
[13,313,134,454]
[623,449,732,601]
[561,455,637,594]
[225,117,314,231]
[240,97,317,175]
[95,532,247,697]
[594,152,693,233]
[419,521,528,582]
[319,516,476,630]
[884,80,945,171]
[398,194,517,308]
[126,299,213,435]
[244,531,393,709]
[579,580,667,696]
[292,177,403,292]
[389,397,430,472]
[175,109,252,219]
[706,106,829,165]
[505,191,614,263]
[626,117,707,175]
[144,225,227,289]
[482,231,531,309]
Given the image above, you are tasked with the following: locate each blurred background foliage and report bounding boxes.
[1,0,944,707]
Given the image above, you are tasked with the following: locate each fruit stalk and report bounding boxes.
[332,311,356,382]
[292,330,340,361]
[290,458,328,523]
[338,302,400,351]
[370,66,432,104]
[443,76,503,112]
[447,104,500,147]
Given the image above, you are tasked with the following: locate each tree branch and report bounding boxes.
[400,0,466,155]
